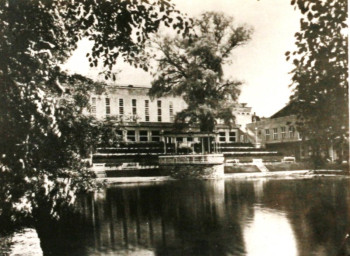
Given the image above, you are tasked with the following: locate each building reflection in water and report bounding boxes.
[50,177,350,256]
[83,180,248,256]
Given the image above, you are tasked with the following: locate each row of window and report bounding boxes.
[118,130,243,143]
[122,131,192,142]
[119,130,161,142]
[264,126,295,141]
[91,98,175,122]
[219,131,237,142]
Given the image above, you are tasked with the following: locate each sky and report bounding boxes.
[63,0,301,117]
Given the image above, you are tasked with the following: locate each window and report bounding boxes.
[229,131,236,142]
[119,98,124,117]
[145,100,149,122]
[127,130,136,142]
[91,97,96,115]
[176,137,183,142]
[139,130,148,142]
[281,126,286,139]
[219,132,226,142]
[289,126,295,138]
[132,99,137,116]
[157,100,162,122]
[151,131,160,142]
[265,129,270,141]
[273,128,278,140]
[169,101,174,122]
[105,98,110,116]
[187,137,193,142]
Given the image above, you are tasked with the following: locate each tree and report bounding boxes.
[0,0,189,231]
[286,0,348,164]
[149,12,252,132]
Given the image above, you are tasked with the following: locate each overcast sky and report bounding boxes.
[63,0,301,117]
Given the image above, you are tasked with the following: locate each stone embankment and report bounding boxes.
[97,169,348,184]
[0,228,42,256]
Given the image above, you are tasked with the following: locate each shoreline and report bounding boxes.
[96,169,349,184]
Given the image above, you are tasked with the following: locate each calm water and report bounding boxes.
[39,177,350,256]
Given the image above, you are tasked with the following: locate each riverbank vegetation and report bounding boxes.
[287,0,348,166]
[0,0,190,233]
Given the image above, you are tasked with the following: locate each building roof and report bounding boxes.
[270,102,296,119]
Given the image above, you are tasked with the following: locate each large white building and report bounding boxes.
[89,85,253,144]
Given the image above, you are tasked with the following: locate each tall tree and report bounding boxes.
[149,12,252,132]
[0,0,189,230]
[286,0,348,164]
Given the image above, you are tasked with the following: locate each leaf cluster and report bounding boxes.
[0,0,189,229]
[286,0,348,158]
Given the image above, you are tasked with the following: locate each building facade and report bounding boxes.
[246,114,305,159]
[246,104,344,161]
[88,85,253,144]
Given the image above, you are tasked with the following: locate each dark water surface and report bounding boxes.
[40,177,350,256]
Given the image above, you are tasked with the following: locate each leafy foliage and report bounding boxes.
[286,0,348,162]
[149,12,252,132]
[0,0,188,229]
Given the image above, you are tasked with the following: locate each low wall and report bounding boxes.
[161,164,224,179]
[225,165,261,173]
[105,168,162,177]
[0,228,43,256]
[225,155,282,163]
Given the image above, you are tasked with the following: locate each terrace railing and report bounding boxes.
[159,154,224,165]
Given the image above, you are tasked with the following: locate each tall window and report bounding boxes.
[265,129,270,141]
[229,131,236,142]
[119,98,124,117]
[219,132,226,142]
[281,126,286,139]
[105,98,110,116]
[151,131,160,142]
[132,99,137,116]
[169,101,174,122]
[273,128,278,140]
[157,100,162,122]
[289,126,295,138]
[139,130,148,142]
[91,97,96,116]
[145,100,149,121]
[127,130,136,142]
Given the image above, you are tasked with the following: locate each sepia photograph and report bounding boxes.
[0,0,349,255]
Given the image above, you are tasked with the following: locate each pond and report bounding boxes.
[38,177,350,256]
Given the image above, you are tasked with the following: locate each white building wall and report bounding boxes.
[233,106,253,131]
[88,85,253,143]
[90,86,187,122]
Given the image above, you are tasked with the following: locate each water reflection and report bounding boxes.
[244,207,297,256]
[38,177,350,256]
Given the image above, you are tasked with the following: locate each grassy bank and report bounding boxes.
[225,162,349,174]
[265,162,349,173]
